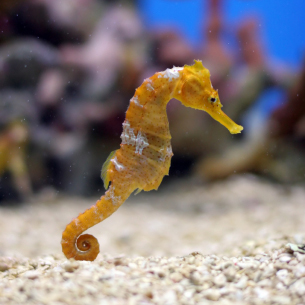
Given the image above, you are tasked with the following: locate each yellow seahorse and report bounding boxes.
[61,60,243,261]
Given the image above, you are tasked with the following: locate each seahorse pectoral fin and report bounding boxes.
[134,188,142,195]
[101,150,117,189]
[207,109,243,134]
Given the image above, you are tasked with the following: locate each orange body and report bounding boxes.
[61,60,243,261]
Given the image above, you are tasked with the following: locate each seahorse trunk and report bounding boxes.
[61,181,132,261]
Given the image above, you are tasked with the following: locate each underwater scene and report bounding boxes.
[0,0,305,304]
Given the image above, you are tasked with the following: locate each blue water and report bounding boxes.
[138,0,305,68]
[138,0,305,119]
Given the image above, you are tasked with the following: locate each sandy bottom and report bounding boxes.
[0,175,305,304]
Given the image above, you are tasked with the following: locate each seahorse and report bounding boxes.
[61,60,243,261]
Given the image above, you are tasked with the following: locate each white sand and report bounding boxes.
[0,175,305,304]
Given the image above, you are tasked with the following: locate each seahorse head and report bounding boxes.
[177,60,243,134]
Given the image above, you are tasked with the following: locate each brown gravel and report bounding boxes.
[0,175,305,304]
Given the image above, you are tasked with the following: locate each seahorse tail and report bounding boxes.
[61,190,123,261]
[63,233,99,261]
[61,205,101,261]
[61,229,100,261]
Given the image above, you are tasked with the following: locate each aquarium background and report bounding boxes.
[0,0,305,201]
[139,0,305,67]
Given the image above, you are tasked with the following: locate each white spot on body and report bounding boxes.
[166,144,173,157]
[74,218,80,227]
[92,205,98,215]
[105,185,121,205]
[158,144,173,162]
[121,120,136,145]
[121,120,149,155]
[111,156,124,172]
[145,78,154,91]
[158,66,183,82]
[130,96,143,107]
[91,205,103,220]
[158,148,164,161]
[135,131,149,154]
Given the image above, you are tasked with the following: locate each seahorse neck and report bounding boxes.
[157,66,184,106]
[124,66,185,144]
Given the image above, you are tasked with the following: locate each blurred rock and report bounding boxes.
[0,38,59,88]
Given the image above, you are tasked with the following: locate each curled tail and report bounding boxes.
[61,183,130,261]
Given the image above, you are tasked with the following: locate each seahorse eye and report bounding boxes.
[209,97,217,103]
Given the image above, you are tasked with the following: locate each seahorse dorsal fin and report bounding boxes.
[101,150,117,190]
